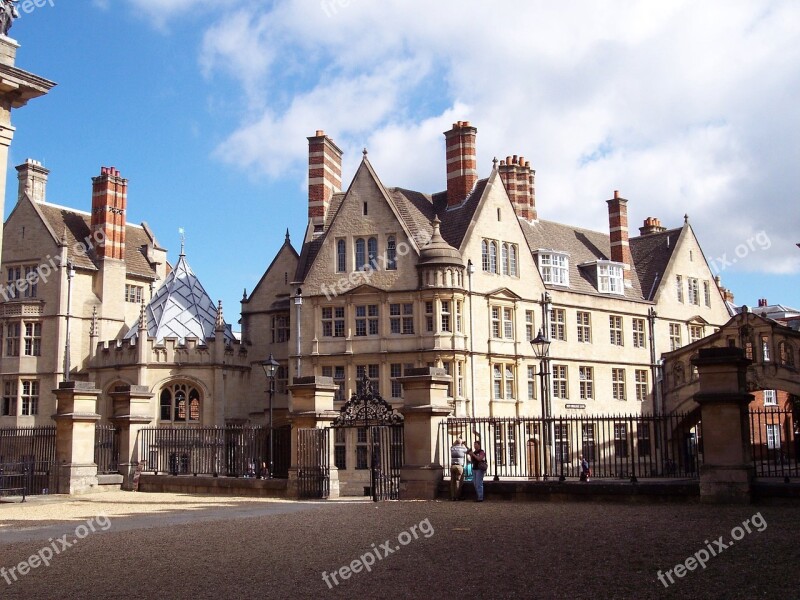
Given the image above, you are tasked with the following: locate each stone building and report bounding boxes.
[0,162,167,425]
[242,122,734,478]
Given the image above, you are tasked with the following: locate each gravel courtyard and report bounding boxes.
[0,492,797,599]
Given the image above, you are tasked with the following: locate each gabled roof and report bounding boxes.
[629,227,682,300]
[124,253,233,343]
[34,200,160,279]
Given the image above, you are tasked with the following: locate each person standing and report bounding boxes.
[450,437,468,500]
[469,440,487,502]
[580,455,590,482]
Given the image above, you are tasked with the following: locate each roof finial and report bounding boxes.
[215,300,225,331]
[492,157,499,170]
[178,227,186,256]
[243,288,248,301]
[363,148,368,157]
[285,228,290,244]
[138,300,148,332]
[684,214,689,224]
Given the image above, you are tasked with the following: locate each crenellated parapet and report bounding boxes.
[91,334,248,370]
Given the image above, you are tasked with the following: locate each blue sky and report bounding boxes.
[6,0,800,326]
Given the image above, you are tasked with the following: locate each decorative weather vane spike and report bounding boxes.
[178,227,186,255]
[0,1,20,38]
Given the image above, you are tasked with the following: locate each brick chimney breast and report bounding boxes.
[308,130,343,232]
[91,166,128,260]
[444,121,478,206]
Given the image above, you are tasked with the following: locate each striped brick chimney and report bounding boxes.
[607,190,632,284]
[499,154,537,221]
[444,121,478,206]
[91,166,127,260]
[308,130,343,232]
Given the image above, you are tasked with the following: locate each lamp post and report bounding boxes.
[63,261,75,382]
[294,288,303,379]
[260,354,279,478]
[531,328,553,479]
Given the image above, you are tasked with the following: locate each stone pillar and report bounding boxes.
[0,36,55,262]
[53,381,101,495]
[287,376,340,498]
[398,367,453,500]
[109,384,153,489]
[692,347,755,504]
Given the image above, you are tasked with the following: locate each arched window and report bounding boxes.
[355,238,366,270]
[509,245,518,276]
[336,239,346,272]
[368,237,378,269]
[481,240,490,272]
[501,243,509,275]
[160,382,201,423]
[387,236,397,270]
[490,242,498,274]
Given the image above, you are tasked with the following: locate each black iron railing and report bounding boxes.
[0,461,57,498]
[0,426,56,464]
[137,426,290,478]
[95,424,120,475]
[750,408,798,479]
[440,413,701,481]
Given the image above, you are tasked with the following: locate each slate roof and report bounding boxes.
[628,228,682,300]
[293,157,672,303]
[124,253,234,344]
[520,219,646,300]
[36,202,160,279]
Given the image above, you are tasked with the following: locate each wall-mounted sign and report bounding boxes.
[565,403,586,410]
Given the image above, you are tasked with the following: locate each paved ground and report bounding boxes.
[0,492,798,599]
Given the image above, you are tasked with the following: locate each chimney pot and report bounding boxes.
[614,190,619,199]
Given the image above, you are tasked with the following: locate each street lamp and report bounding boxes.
[531,328,553,479]
[260,354,280,478]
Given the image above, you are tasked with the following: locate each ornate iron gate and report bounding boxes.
[333,376,404,502]
[297,428,330,499]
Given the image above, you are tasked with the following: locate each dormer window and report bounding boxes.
[537,252,569,286]
[597,261,624,295]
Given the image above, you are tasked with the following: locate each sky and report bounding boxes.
[5,0,800,327]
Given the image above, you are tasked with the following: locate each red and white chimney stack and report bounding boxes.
[308,130,343,232]
[499,154,537,221]
[607,190,632,285]
[444,121,478,206]
[91,166,127,260]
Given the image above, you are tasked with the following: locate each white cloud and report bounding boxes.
[140,0,800,275]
